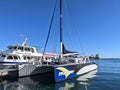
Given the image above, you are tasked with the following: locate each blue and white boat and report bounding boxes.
[0,38,42,66]
[41,0,98,82]
[0,38,57,78]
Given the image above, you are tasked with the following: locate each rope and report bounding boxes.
[65,0,85,55]
[42,0,57,57]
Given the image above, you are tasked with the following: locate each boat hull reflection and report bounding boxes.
[0,70,97,90]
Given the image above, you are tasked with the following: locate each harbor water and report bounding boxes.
[0,59,120,90]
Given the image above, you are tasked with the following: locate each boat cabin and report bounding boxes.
[0,53,21,62]
[0,52,40,65]
[6,45,38,54]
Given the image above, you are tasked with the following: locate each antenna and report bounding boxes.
[22,37,28,46]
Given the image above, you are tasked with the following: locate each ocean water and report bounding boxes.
[0,59,120,90]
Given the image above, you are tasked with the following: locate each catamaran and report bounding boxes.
[39,0,98,82]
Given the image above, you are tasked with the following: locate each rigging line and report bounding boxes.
[66,0,85,55]
[42,0,57,57]
[52,20,58,53]
[76,27,85,55]
[64,0,74,50]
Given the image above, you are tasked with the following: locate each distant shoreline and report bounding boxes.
[99,58,120,60]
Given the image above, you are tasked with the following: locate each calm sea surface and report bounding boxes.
[0,59,120,90]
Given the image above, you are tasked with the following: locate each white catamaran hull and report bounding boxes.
[54,63,97,82]
[76,63,97,75]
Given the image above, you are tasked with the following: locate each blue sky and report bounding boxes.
[0,0,120,58]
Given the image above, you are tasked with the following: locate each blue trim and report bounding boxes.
[0,62,28,64]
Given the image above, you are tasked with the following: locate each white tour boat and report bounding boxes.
[0,38,57,79]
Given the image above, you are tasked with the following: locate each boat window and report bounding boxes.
[25,48,28,51]
[9,47,12,49]
[24,48,30,52]
[31,48,34,53]
[23,56,31,60]
[13,46,17,50]
[18,47,23,51]
[28,48,30,51]
[23,56,27,60]
[18,47,20,50]
[21,47,23,51]
[9,46,17,50]
[13,56,18,59]
[7,56,13,59]
[27,57,31,59]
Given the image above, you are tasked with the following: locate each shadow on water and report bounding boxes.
[0,70,97,90]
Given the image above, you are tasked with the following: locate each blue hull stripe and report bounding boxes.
[0,62,28,64]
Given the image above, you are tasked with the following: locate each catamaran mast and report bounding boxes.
[60,0,63,59]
